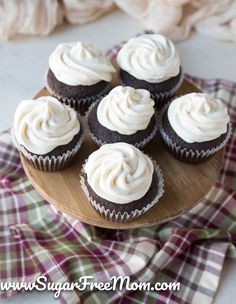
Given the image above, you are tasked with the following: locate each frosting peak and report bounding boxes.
[49,42,115,86]
[13,96,81,155]
[117,34,180,83]
[97,86,155,135]
[167,93,230,143]
[84,143,154,204]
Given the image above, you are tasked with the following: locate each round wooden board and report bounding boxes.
[20,80,223,229]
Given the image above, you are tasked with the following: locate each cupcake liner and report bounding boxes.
[121,69,184,111]
[11,117,85,172]
[80,157,164,222]
[159,100,232,164]
[85,100,159,149]
[45,69,111,116]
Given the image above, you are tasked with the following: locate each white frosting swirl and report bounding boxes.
[84,143,154,204]
[97,86,155,135]
[49,42,115,86]
[117,34,180,83]
[167,93,230,143]
[13,96,81,155]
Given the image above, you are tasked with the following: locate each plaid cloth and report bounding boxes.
[0,46,236,304]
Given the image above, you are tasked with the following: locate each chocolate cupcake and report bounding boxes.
[80,143,164,222]
[87,86,157,148]
[12,96,84,171]
[160,93,231,163]
[117,34,183,110]
[46,42,116,115]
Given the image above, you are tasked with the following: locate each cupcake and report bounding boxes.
[160,93,231,163]
[87,86,157,148]
[12,96,84,171]
[46,42,116,115]
[80,143,164,222]
[117,34,183,110]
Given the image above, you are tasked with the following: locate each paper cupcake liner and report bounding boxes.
[11,118,85,171]
[45,69,111,116]
[159,100,232,164]
[80,157,164,222]
[85,100,159,149]
[121,69,184,111]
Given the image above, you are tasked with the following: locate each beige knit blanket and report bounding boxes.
[0,0,236,41]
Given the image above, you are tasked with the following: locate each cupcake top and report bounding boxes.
[167,93,230,143]
[13,96,81,155]
[84,143,154,204]
[117,34,180,83]
[97,86,155,135]
[49,42,116,86]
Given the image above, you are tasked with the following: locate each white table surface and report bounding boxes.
[1,9,236,304]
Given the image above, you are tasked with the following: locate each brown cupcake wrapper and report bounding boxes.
[80,156,164,222]
[121,69,184,111]
[11,117,85,171]
[45,69,111,115]
[85,100,158,149]
[159,100,232,164]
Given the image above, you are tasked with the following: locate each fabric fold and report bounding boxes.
[0,0,62,41]
[1,0,236,42]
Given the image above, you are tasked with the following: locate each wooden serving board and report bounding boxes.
[20,80,223,229]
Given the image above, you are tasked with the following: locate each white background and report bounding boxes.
[1,10,236,304]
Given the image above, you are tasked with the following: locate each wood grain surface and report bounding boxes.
[20,79,223,229]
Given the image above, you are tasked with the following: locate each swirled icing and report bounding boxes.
[13,96,81,155]
[84,143,154,204]
[117,34,180,83]
[49,42,115,86]
[97,86,155,135]
[167,93,230,143]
